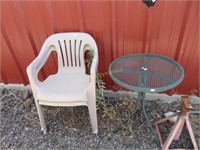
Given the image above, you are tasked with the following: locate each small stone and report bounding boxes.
[38,142,47,149]
[14,103,24,114]
[23,98,33,108]
[31,106,36,113]
[159,125,168,133]
[0,88,4,98]
[107,133,112,141]
[24,142,33,149]
[15,142,22,148]
[1,136,5,142]
[156,100,162,106]
[18,104,24,111]
[4,142,11,149]
[67,127,77,134]
[23,90,29,100]
[155,113,160,118]
[123,139,134,148]
[0,102,3,111]
[164,112,178,123]
[25,127,30,130]
[160,103,169,109]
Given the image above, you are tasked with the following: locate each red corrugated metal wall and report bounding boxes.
[0,0,199,95]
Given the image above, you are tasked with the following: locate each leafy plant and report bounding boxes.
[127,118,133,133]
[86,49,121,121]
[85,49,106,101]
[102,106,117,120]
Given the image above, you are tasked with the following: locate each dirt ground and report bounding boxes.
[0,87,199,149]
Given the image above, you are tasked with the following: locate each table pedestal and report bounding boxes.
[138,92,160,145]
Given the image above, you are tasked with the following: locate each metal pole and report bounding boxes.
[141,92,160,146]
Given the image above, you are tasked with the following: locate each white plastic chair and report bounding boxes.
[27,32,98,134]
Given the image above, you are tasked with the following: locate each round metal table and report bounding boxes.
[109,53,184,145]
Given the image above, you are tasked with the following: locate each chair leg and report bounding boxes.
[88,93,98,134]
[35,100,47,134]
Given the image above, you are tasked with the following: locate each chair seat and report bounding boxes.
[37,71,90,103]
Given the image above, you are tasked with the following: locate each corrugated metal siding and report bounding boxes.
[0,0,199,95]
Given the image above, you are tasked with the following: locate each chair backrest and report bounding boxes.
[42,32,98,72]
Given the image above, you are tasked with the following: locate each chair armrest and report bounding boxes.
[90,56,98,87]
[27,60,40,86]
[26,44,55,90]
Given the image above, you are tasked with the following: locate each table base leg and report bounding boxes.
[140,92,160,146]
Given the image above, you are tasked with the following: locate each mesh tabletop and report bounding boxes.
[109,53,184,93]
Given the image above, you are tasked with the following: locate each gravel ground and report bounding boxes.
[0,88,199,150]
